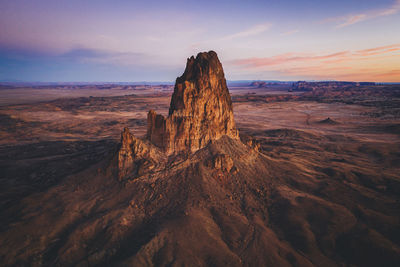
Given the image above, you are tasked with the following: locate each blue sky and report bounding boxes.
[1,0,399,82]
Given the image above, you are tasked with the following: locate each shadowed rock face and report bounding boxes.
[146,51,238,154]
[118,128,163,180]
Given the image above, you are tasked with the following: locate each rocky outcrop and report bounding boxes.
[240,134,261,152]
[208,153,234,173]
[118,51,240,179]
[146,51,238,154]
[118,127,162,180]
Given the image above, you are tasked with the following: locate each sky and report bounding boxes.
[0,0,399,82]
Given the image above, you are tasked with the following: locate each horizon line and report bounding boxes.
[1,80,399,85]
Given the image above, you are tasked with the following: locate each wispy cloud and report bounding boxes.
[59,48,164,67]
[323,0,400,28]
[220,23,272,41]
[280,30,300,36]
[230,51,352,67]
[231,44,400,68]
[229,44,400,82]
[355,44,400,56]
[336,14,367,28]
[0,46,156,67]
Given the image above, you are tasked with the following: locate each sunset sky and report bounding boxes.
[1,0,399,82]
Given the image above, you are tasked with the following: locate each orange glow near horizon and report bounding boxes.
[229,44,400,82]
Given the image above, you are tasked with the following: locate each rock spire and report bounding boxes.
[146,51,239,154]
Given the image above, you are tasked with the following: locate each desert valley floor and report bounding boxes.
[0,84,399,266]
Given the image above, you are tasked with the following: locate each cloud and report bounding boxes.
[228,44,400,82]
[230,51,353,68]
[61,48,120,59]
[323,0,400,28]
[191,23,272,51]
[355,44,400,56]
[377,0,400,15]
[280,30,300,36]
[220,23,271,41]
[0,46,155,68]
[231,44,400,68]
[59,48,162,67]
[336,14,367,28]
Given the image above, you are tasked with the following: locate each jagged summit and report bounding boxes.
[118,51,240,179]
[169,51,228,115]
[141,51,238,156]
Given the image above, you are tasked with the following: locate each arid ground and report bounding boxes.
[1,83,399,266]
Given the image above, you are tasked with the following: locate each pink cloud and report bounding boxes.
[230,44,400,69]
[228,43,400,82]
[230,51,351,68]
[356,44,400,56]
[219,23,272,41]
[336,14,367,28]
[322,0,400,28]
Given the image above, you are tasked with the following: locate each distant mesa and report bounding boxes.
[292,81,376,92]
[250,81,266,88]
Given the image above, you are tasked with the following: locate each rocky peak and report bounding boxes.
[147,51,239,154]
[118,51,239,179]
[169,51,227,115]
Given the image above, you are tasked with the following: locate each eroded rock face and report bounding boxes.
[208,153,234,173]
[118,51,239,179]
[118,127,161,180]
[146,51,239,154]
[240,134,261,152]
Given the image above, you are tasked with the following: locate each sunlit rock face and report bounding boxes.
[118,51,239,179]
[146,51,239,154]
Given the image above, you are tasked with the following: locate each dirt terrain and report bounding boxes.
[0,84,399,266]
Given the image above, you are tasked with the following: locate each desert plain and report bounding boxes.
[0,82,399,266]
